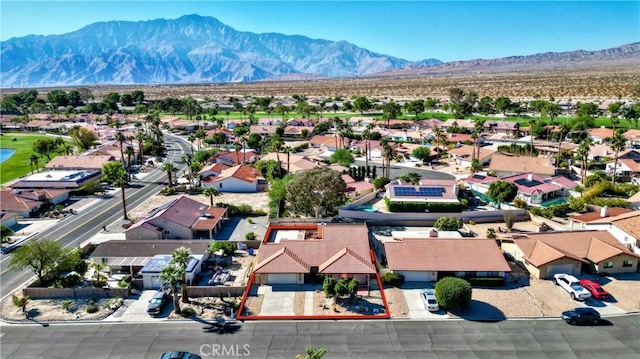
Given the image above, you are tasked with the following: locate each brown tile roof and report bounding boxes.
[627,192,640,203]
[191,207,228,231]
[0,190,43,212]
[611,212,640,241]
[623,129,640,141]
[570,208,633,223]
[127,196,226,232]
[309,135,337,147]
[346,181,375,192]
[90,240,211,259]
[209,164,258,184]
[215,151,256,165]
[587,210,640,224]
[384,238,511,272]
[588,127,614,139]
[448,145,496,160]
[513,230,640,266]
[489,153,556,176]
[45,155,114,170]
[254,224,375,275]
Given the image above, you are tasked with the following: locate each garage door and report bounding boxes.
[397,271,437,282]
[268,273,297,284]
[150,276,162,289]
[546,264,574,278]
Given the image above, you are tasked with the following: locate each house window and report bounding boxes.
[219,183,223,189]
[622,260,633,268]
[101,258,109,264]
[164,230,170,235]
[603,261,614,269]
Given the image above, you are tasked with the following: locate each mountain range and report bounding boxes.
[1,14,638,87]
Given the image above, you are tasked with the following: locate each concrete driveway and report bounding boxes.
[549,283,626,315]
[258,285,295,316]
[104,290,170,322]
[402,285,447,319]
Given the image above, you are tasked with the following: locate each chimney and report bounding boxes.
[429,229,438,238]
[317,223,325,239]
[527,173,533,181]
[600,206,609,218]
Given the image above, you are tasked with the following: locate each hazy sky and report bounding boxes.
[1,1,638,62]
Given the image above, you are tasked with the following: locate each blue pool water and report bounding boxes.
[354,205,377,212]
[0,148,15,163]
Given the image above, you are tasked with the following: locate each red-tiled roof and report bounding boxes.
[570,208,633,223]
[209,164,258,184]
[489,153,556,176]
[384,238,511,272]
[0,190,42,212]
[127,196,225,232]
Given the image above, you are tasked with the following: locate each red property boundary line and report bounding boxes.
[236,226,391,321]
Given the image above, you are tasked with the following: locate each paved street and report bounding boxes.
[1,316,639,358]
[0,134,191,300]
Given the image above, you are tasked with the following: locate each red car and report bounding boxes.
[579,279,609,300]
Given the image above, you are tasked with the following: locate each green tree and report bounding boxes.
[295,347,328,359]
[610,130,627,184]
[209,241,237,256]
[171,247,192,303]
[353,96,372,114]
[323,276,337,297]
[347,278,359,298]
[203,187,221,206]
[159,263,183,315]
[486,228,497,240]
[90,260,108,287]
[9,238,66,284]
[487,181,518,204]
[286,167,347,217]
[399,172,422,185]
[434,217,463,231]
[1,225,14,242]
[435,277,472,309]
[412,146,431,163]
[102,161,130,220]
[494,97,512,115]
[334,278,350,298]
[161,162,178,189]
[32,138,57,160]
[12,295,30,315]
[372,177,390,190]
[70,126,99,151]
[268,174,294,217]
[28,154,40,174]
[382,102,402,128]
[330,148,355,166]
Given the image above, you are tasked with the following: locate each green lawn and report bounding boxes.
[0,134,58,185]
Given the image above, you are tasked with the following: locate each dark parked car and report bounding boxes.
[147,290,170,316]
[160,352,201,359]
[579,279,609,300]
[561,307,601,325]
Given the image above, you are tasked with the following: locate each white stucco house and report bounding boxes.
[201,164,267,193]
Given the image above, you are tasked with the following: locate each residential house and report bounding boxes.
[11,170,102,190]
[45,155,114,171]
[205,128,235,144]
[89,240,210,281]
[414,118,444,130]
[569,210,640,253]
[442,119,476,132]
[257,118,283,126]
[385,179,460,205]
[588,127,614,144]
[483,121,519,137]
[214,150,258,166]
[253,224,376,286]
[501,173,577,206]
[588,144,614,162]
[139,255,204,289]
[125,196,228,240]
[342,176,376,199]
[384,238,510,282]
[445,132,473,144]
[0,190,43,217]
[287,118,316,127]
[448,145,496,168]
[0,212,18,228]
[11,189,70,206]
[605,149,640,179]
[502,230,640,278]
[623,129,640,146]
[250,125,279,136]
[488,153,557,178]
[627,192,640,210]
[201,164,267,192]
[198,163,231,180]
[568,207,633,230]
[309,135,340,152]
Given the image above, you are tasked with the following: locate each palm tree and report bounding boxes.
[528,118,537,156]
[124,146,135,170]
[102,162,130,220]
[241,135,248,163]
[270,134,284,166]
[433,126,445,160]
[575,138,593,184]
[114,131,126,166]
[610,129,627,184]
[203,187,221,206]
[283,145,293,173]
[161,162,178,189]
[136,132,147,165]
[171,247,192,303]
[611,117,620,134]
[181,153,194,188]
[556,123,570,166]
[28,154,40,174]
[295,347,328,359]
[91,261,108,287]
[159,263,183,315]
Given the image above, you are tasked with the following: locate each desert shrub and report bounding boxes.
[61,300,73,312]
[247,217,254,224]
[245,232,257,241]
[460,198,469,208]
[372,177,391,190]
[214,202,264,216]
[434,216,463,231]
[323,276,337,297]
[334,278,350,297]
[383,272,405,287]
[513,198,527,209]
[85,305,99,313]
[59,272,82,288]
[180,307,196,318]
[435,277,472,310]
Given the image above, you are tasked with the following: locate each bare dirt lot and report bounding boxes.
[383,287,409,318]
[599,274,640,312]
[0,296,121,322]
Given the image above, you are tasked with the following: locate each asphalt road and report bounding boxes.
[0,134,191,299]
[1,316,639,359]
[352,159,455,180]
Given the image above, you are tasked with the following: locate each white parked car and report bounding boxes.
[420,289,440,312]
[553,274,592,301]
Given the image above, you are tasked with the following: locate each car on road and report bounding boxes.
[147,290,170,316]
[579,279,609,300]
[160,352,201,359]
[553,274,591,301]
[420,288,440,312]
[561,307,601,325]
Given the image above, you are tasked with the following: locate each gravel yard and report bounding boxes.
[524,279,590,316]
[383,287,409,318]
[470,286,544,317]
[600,274,640,312]
[1,296,121,322]
[294,292,305,316]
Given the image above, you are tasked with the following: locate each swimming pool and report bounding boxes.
[354,205,377,212]
[0,148,15,164]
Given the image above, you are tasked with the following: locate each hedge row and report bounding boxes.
[385,198,462,213]
[463,277,505,287]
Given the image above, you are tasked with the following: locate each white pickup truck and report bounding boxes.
[553,274,592,301]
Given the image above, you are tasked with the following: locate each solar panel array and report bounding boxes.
[514,179,542,188]
[472,174,486,180]
[393,186,446,197]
